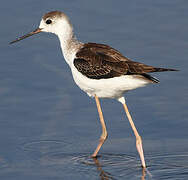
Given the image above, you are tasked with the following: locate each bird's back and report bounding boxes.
[74,42,177,82]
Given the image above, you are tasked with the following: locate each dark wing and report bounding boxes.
[74,43,176,80]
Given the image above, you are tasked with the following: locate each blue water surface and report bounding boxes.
[0,0,188,179]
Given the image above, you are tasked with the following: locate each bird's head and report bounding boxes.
[39,11,72,35]
[10,11,73,44]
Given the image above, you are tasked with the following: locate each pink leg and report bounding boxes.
[122,101,146,168]
[91,95,108,157]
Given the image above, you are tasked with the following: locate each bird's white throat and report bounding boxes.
[39,13,82,67]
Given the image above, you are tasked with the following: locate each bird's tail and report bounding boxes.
[153,67,178,72]
[148,67,178,83]
[142,73,160,83]
[141,67,178,83]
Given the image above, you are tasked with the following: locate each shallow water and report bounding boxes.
[1,0,188,179]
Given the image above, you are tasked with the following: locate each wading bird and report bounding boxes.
[10,11,177,168]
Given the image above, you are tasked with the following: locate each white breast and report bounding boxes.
[58,34,151,100]
[71,65,150,99]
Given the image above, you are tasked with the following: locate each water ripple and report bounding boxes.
[18,141,188,179]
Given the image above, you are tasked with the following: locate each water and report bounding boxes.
[1,0,188,179]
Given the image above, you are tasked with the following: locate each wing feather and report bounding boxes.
[73,43,177,80]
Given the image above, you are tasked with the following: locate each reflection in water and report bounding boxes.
[92,157,114,180]
[3,0,187,178]
[22,140,188,179]
[6,140,188,180]
[141,168,146,180]
[92,156,147,180]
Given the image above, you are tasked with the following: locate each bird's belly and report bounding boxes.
[71,67,150,99]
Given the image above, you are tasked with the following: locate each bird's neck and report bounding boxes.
[57,29,82,67]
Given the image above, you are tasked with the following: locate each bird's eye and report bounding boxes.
[46,19,52,24]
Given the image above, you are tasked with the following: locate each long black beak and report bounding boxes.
[10,28,42,44]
